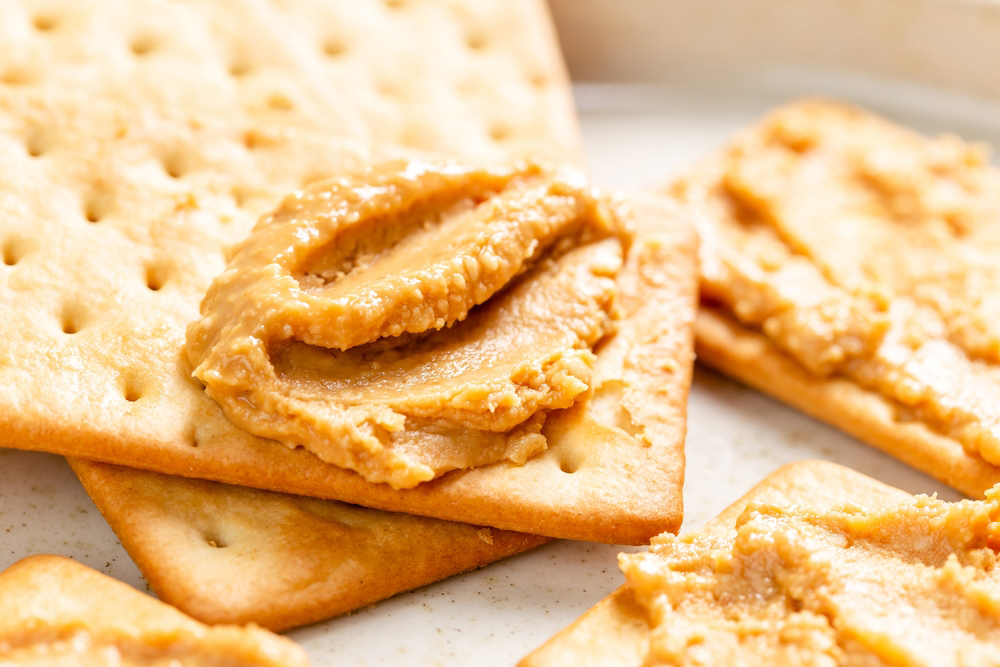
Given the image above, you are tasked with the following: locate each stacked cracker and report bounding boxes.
[683,100,1000,497]
[522,102,1000,665]
[0,0,697,646]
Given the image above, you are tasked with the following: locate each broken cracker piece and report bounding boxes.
[678,99,1000,496]
[522,460,1000,666]
[0,554,309,666]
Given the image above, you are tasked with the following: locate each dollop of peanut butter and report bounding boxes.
[682,100,1000,464]
[622,488,1000,666]
[186,159,631,489]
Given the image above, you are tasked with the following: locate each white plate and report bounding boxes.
[3,1,1000,664]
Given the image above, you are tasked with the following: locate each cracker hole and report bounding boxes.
[204,535,227,548]
[161,151,189,179]
[384,0,406,8]
[84,187,113,223]
[1,68,35,86]
[123,381,142,403]
[267,94,294,111]
[321,38,346,57]
[530,73,549,88]
[61,308,82,335]
[129,34,157,56]
[489,124,510,142]
[32,14,59,31]
[558,452,584,475]
[228,57,252,77]
[232,186,252,207]
[25,128,53,157]
[2,241,23,266]
[145,263,168,291]
[466,33,487,51]
[377,81,400,98]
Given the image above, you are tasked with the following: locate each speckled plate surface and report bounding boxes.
[4,0,1000,664]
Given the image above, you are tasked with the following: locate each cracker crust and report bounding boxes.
[696,307,1000,497]
[70,458,549,632]
[519,460,913,667]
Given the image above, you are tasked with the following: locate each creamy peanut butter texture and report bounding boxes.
[186,159,632,489]
[0,555,309,667]
[622,489,1000,666]
[682,100,1000,466]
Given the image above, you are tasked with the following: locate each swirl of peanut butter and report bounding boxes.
[186,159,631,489]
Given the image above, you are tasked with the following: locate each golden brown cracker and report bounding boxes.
[695,307,1000,496]
[269,0,581,163]
[69,458,549,632]
[519,461,913,667]
[0,1,694,543]
[0,554,310,665]
[678,99,1000,495]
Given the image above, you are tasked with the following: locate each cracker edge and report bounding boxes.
[68,458,550,632]
[0,554,310,666]
[695,307,1000,497]
[518,459,914,667]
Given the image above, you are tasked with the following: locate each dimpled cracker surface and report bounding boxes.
[519,461,913,667]
[70,459,549,632]
[0,0,692,544]
[0,555,310,666]
[268,0,580,162]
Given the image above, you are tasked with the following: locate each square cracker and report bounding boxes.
[675,99,1000,497]
[0,0,695,543]
[518,460,914,667]
[69,458,549,632]
[0,554,309,665]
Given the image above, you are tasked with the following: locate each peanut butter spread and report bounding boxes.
[186,159,632,489]
[0,556,309,667]
[681,100,1000,464]
[622,489,1000,666]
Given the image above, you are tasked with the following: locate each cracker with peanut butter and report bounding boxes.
[677,99,1000,496]
[522,460,1000,667]
[70,459,549,631]
[0,554,310,666]
[0,0,694,544]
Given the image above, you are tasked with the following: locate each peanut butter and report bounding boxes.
[683,101,1000,464]
[186,159,631,489]
[0,556,309,667]
[622,488,1000,666]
